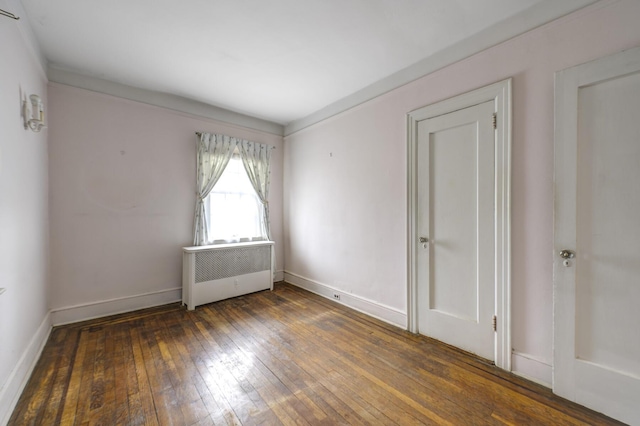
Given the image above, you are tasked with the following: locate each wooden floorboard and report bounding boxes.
[9,282,624,425]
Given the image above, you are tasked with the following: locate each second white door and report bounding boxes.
[417,100,496,361]
[554,47,640,425]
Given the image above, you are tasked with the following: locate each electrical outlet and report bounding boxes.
[333,293,340,301]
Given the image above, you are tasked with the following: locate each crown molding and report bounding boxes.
[47,67,285,136]
[284,0,600,136]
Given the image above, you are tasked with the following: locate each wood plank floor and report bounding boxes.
[10,283,623,425]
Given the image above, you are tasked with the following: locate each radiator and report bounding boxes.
[182,241,274,310]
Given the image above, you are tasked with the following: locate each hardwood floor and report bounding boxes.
[10,283,622,425]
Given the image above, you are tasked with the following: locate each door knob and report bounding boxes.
[419,237,428,243]
[559,249,575,259]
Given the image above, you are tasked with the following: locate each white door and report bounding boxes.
[554,47,640,425]
[417,100,495,361]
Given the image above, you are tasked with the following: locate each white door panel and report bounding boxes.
[430,121,478,320]
[554,47,640,425]
[417,100,495,361]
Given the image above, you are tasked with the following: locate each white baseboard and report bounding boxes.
[50,287,182,326]
[511,351,552,388]
[284,271,406,328]
[274,270,284,282]
[0,312,52,426]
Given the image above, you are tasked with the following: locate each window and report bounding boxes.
[204,153,265,243]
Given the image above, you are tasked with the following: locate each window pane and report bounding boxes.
[204,156,265,243]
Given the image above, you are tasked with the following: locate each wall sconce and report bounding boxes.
[23,94,46,132]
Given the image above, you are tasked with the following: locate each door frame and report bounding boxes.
[407,78,512,370]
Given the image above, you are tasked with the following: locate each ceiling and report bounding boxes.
[19,0,596,127]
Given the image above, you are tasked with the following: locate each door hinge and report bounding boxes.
[492,113,497,129]
[492,315,497,332]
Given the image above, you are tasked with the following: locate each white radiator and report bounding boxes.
[182,241,274,310]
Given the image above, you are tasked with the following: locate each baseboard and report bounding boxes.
[50,287,182,326]
[511,351,552,388]
[284,271,406,328]
[0,312,52,426]
[274,270,284,282]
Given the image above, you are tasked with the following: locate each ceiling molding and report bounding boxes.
[47,67,285,136]
[284,0,600,136]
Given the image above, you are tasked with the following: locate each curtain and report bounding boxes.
[238,139,272,240]
[193,133,237,245]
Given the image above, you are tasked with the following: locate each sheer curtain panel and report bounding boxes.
[239,140,272,241]
[193,133,236,245]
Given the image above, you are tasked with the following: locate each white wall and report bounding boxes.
[283,0,640,386]
[48,84,284,323]
[0,0,50,422]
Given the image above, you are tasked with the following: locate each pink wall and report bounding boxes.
[0,3,49,420]
[48,84,284,313]
[284,0,640,383]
